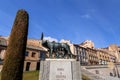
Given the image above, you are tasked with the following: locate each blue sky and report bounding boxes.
[0,0,120,48]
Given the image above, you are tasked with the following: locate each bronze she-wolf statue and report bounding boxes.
[41,33,73,58]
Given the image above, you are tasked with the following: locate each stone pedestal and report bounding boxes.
[39,59,82,80]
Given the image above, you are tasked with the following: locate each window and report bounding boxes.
[40,52,45,60]
[31,52,36,57]
[25,51,29,56]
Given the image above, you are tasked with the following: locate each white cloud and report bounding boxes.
[44,36,58,42]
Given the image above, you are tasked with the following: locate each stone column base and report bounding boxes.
[39,59,82,80]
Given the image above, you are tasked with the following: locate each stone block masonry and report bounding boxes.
[39,59,82,80]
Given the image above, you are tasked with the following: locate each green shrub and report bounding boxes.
[23,71,39,80]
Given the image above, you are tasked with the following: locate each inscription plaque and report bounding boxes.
[49,61,72,80]
[39,59,82,80]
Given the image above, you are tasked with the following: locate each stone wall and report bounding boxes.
[83,65,120,77]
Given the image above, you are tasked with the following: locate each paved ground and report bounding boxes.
[81,68,103,80]
[98,74,120,80]
[81,68,120,80]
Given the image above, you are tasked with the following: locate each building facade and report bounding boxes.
[96,49,110,65]
[74,44,88,65]
[74,44,98,65]
[73,40,118,66]
[0,37,47,71]
[0,36,119,71]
